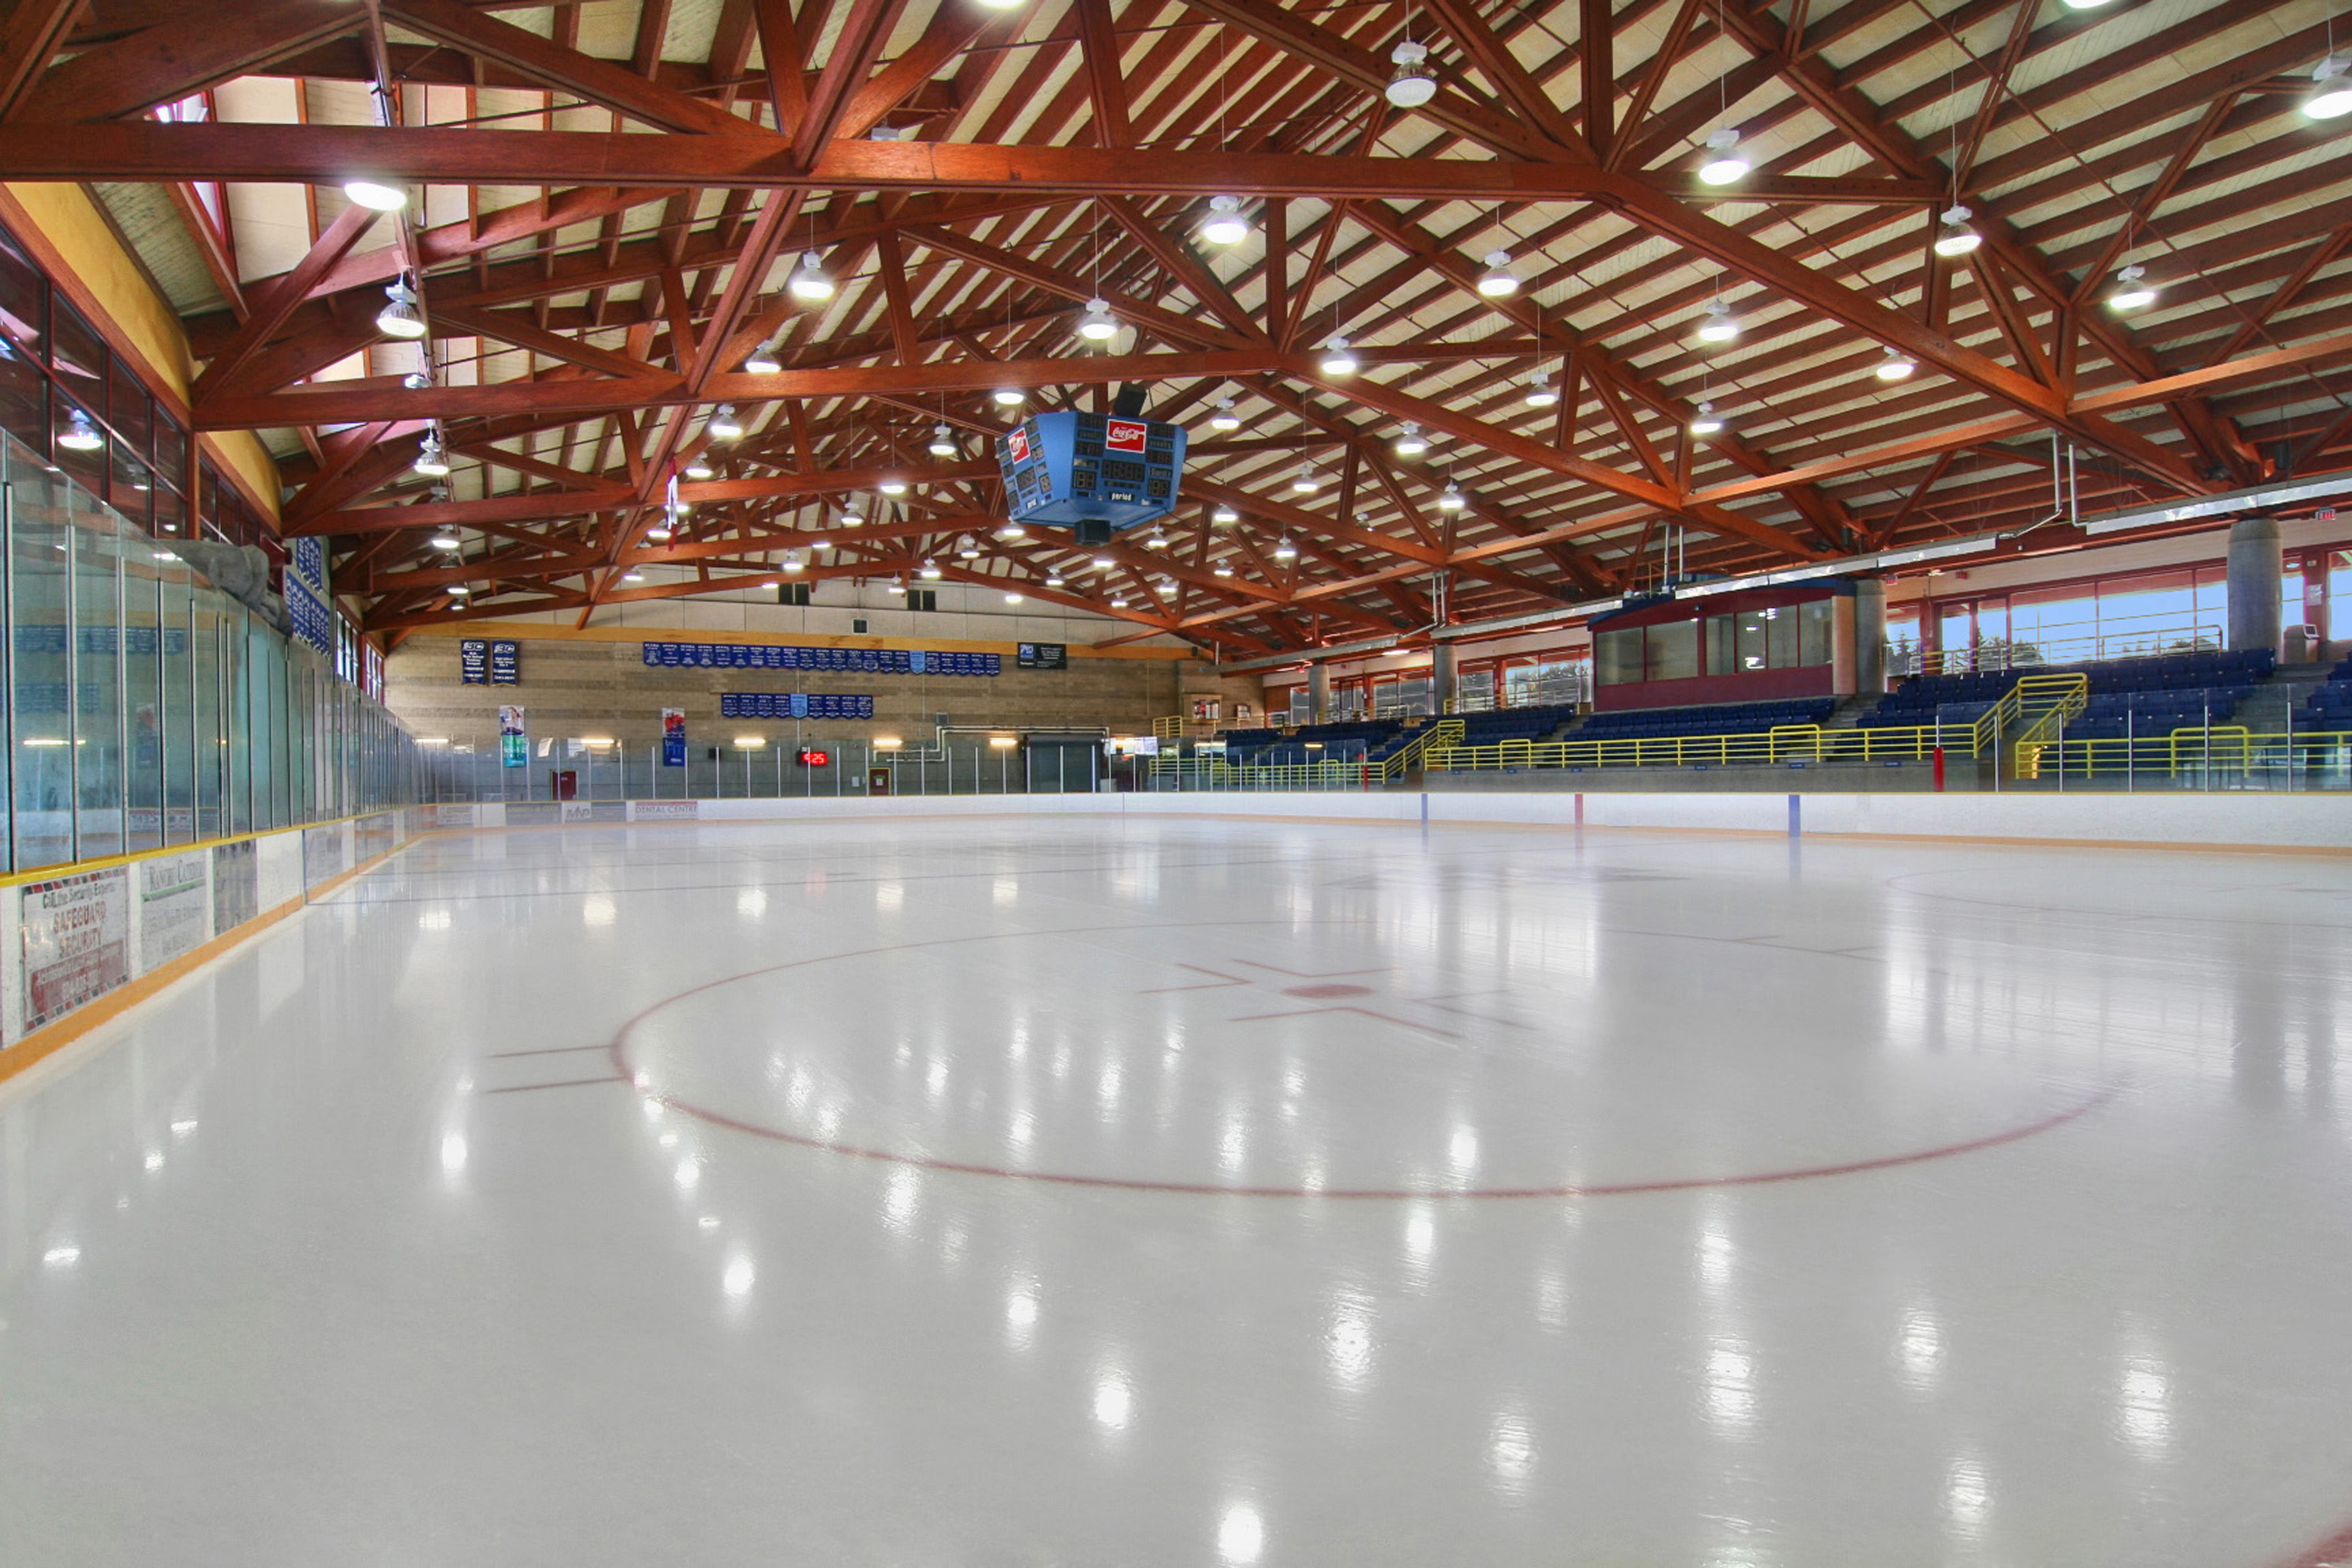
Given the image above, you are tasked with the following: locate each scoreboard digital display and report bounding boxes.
[996,411,1186,544]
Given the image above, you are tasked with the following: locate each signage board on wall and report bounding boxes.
[661,708,686,768]
[641,640,1000,676]
[1017,642,1067,670]
[718,693,872,719]
[302,824,348,888]
[138,850,210,972]
[498,705,527,768]
[22,866,129,1031]
[489,640,519,684]
[212,840,258,932]
[459,639,489,684]
[286,536,334,656]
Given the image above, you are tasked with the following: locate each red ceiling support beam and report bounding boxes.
[0,0,85,121]
[15,0,365,123]
[192,199,382,397]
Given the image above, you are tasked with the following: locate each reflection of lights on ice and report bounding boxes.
[1092,1373,1133,1430]
[1488,1413,1535,1488]
[736,887,766,918]
[1897,1309,1942,1394]
[439,1132,468,1175]
[674,1158,702,1191]
[1706,1339,1756,1428]
[2120,1359,2170,1452]
[142,1151,164,1173]
[1449,1124,1478,1175]
[883,1167,920,1229]
[1218,1503,1264,1565]
[42,1245,79,1266]
[1326,1298,1373,1387]
[1404,1205,1435,1264]
[722,1254,755,1298]
[1945,1457,1991,1533]
[582,896,616,927]
[1005,1280,1039,1343]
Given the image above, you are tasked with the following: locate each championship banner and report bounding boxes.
[459,638,489,684]
[661,707,687,767]
[498,705,527,768]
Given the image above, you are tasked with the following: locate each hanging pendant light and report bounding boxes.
[2108,264,2158,312]
[743,342,783,374]
[646,523,674,543]
[1690,400,1726,436]
[1200,196,1251,246]
[1522,370,1560,408]
[412,431,450,477]
[1697,127,1750,186]
[342,179,407,212]
[376,278,425,339]
[57,406,103,451]
[929,423,958,457]
[1933,204,1982,257]
[430,533,461,551]
[887,578,907,595]
[921,559,943,580]
[2308,58,2352,119]
[1386,40,1437,108]
[1437,483,1466,512]
[1876,346,1918,381]
[781,552,807,574]
[684,456,715,480]
[707,404,744,440]
[878,476,909,496]
[1273,536,1299,559]
[1318,336,1359,375]
[992,387,1027,407]
[1004,591,1025,604]
[1211,502,1239,525]
[1291,464,1324,494]
[1697,298,1740,343]
[788,251,835,302]
[1209,397,1241,431]
[840,497,866,526]
[1077,298,1120,341]
[958,539,982,558]
[1154,579,1178,596]
[1213,563,1233,578]
[1045,571,1066,587]
[995,521,1027,542]
[1394,421,1429,457]
[1475,250,1519,297]
[1144,525,1169,549]
[446,583,470,597]
[1092,554,1115,569]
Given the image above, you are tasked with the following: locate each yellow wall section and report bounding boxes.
[0,182,283,522]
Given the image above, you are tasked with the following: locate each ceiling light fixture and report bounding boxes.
[1475,250,1519,297]
[929,423,958,457]
[1213,563,1233,577]
[412,433,451,477]
[1386,39,1437,108]
[684,456,714,480]
[1144,525,1169,549]
[958,540,982,558]
[2108,263,2158,312]
[781,553,806,572]
[1697,127,1751,186]
[878,476,909,496]
[707,404,743,440]
[1272,536,1298,559]
[1200,195,1251,246]
[376,279,425,339]
[1437,483,1466,512]
[887,579,907,595]
[1092,554,1115,568]
[1109,593,1130,608]
[1005,591,1024,604]
[1154,579,1178,596]
[622,570,645,583]
[996,521,1027,541]
[1522,370,1559,408]
[1318,336,1360,375]
[921,559,943,580]
[431,533,461,551]
[1292,464,1323,493]
[342,179,407,212]
[1933,204,1982,257]
[840,498,866,526]
[1045,571,1065,587]
[1077,298,1120,341]
[1876,346,1918,381]
[1697,298,1740,343]
[788,251,836,302]
[1690,400,1725,436]
[1394,421,1429,457]
[447,583,470,597]
[992,387,1026,406]
[1211,502,1239,525]
[743,342,782,374]
[1209,397,1241,431]
[2309,57,2352,120]
[57,407,103,451]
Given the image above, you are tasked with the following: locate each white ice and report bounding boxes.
[3,817,2350,1567]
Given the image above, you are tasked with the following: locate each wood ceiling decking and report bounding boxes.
[3,0,2346,653]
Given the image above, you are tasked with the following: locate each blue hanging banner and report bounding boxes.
[458,639,489,684]
[661,708,686,767]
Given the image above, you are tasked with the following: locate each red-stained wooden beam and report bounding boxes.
[192,198,381,397]
[0,0,85,121]
[16,0,365,123]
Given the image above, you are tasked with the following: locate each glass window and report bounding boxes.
[1646,618,1699,681]
[1595,626,1644,686]
[1884,607,1921,676]
[153,406,186,494]
[110,448,152,531]
[1706,614,1733,676]
[11,461,73,870]
[0,229,44,357]
[108,357,149,459]
[1456,667,1495,710]
[2332,549,2351,642]
[125,551,162,851]
[50,295,105,415]
[1766,604,1799,668]
[71,501,124,859]
[0,333,40,455]
[160,555,194,843]
[1736,610,1769,671]
[1801,599,1832,666]
[52,394,106,493]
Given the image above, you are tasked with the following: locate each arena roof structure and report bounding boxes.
[5,0,2347,653]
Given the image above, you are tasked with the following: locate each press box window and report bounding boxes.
[907,588,938,612]
[1594,626,1644,687]
[776,581,811,606]
[1645,619,1699,681]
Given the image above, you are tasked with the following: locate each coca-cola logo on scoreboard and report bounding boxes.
[1007,427,1032,463]
[1105,419,1147,453]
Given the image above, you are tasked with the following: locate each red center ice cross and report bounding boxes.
[1140,959,1532,1039]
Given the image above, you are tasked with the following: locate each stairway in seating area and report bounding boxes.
[2233,662,2336,734]
[1820,691,1886,730]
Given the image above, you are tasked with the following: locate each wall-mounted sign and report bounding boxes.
[459,638,489,684]
[22,866,129,1031]
[661,708,686,768]
[489,640,519,684]
[286,536,334,655]
[719,693,874,719]
[498,705,527,768]
[1017,642,1067,670]
[642,640,998,676]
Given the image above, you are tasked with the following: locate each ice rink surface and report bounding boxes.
[4,815,2351,1567]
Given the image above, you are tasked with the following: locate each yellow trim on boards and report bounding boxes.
[0,837,415,1093]
[0,805,412,891]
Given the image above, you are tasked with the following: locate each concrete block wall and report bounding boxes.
[382,630,1260,751]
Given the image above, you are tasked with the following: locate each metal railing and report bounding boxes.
[1895,623,2225,677]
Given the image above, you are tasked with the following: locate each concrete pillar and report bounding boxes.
[2227,514,2283,655]
[1429,644,1457,713]
[1308,662,1330,725]
[1852,577,1887,695]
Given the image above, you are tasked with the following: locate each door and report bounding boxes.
[867,766,892,796]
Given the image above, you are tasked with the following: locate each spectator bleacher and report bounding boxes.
[1451,703,1580,746]
[1575,698,1836,741]
[2293,657,2352,731]
[1860,648,2274,737]
[1220,717,1402,766]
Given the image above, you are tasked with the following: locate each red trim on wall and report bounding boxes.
[1593,664,1838,711]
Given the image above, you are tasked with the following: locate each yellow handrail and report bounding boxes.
[1371,717,1463,782]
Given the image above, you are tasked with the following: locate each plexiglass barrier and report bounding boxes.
[2,431,423,872]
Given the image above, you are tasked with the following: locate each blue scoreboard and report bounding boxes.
[996,411,1187,545]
